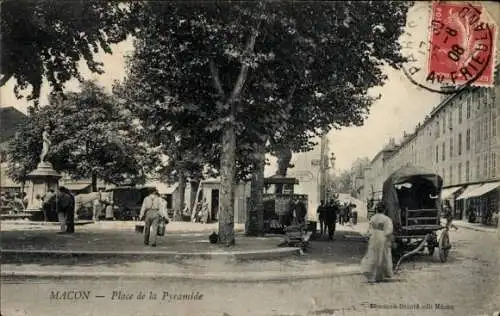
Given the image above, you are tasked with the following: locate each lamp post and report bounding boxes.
[324,153,336,201]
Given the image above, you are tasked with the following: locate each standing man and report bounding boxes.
[293,197,307,226]
[92,189,104,221]
[338,203,346,225]
[21,192,29,209]
[139,188,161,247]
[59,186,75,233]
[325,199,338,240]
[317,200,326,236]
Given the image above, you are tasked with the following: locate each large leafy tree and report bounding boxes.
[0,0,136,100]
[6,81,149,190]
[120,1,412,243]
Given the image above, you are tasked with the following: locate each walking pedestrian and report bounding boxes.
[105,201,115,220]
[467,205,476,223]
[317,200,326,236]
[443,201,458,230]
[338,204,346,225]
[351,204,358,225]
[360,202,393,283]
[325,199,338,240]
[139,188,162,247]
[293,197,307,225]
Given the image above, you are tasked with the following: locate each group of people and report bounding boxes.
[316,199,340,240]
[337,202,357,225]
[0,192,28,213]
[191,198,211,223]
[317,199,358,240]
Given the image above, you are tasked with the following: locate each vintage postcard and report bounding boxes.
[1,1,499,315]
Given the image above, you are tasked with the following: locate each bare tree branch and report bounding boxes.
[0,71,13,87]
[227,17,263,105]
[209,59,225,99]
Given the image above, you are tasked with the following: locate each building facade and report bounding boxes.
[361,66,500,225]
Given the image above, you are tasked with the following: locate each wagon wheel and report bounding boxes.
[439,230,451,263]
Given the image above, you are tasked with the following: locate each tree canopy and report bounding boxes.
[115,1,412,242]
[0,0,136,100]
[6,81,149,190]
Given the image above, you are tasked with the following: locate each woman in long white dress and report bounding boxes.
[361,202,394,283]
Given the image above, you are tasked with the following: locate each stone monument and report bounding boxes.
[24,127,61,221]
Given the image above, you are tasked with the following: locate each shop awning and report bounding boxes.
[456,184,484,200]
[64,183,91,192]
[158,182,178,195]
[466,181,500,198]
[440,186,463,199]
[144,181,179,195]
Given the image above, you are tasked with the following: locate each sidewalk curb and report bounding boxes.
[454,224,496,233]
[1,220,94,226]
[440,220,496,234]
[0,247,301,261]
[0,265,361,282]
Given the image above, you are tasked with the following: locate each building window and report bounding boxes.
[458,163,462,183]
[483,154,488,177]
[465,161,470,182]
[449,138,453,158]
[458,133,462,155]
[442,142,446,161]
[436,121,440,138]
[442,168,446,183]
[442,116,446,134]
[436,145,439,163]
[449,165,453,184]
[476,156,481,179]
[466,97,471,118]
[448,111,452,130]
[458,104,463,124]
[466,129,471,151]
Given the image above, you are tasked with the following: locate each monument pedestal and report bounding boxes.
[25,161,61,221]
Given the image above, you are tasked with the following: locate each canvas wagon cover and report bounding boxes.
[382,165,443,227]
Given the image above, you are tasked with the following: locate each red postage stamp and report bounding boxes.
[427,2,496,86]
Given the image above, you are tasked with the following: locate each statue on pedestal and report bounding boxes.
[40,126,51,164]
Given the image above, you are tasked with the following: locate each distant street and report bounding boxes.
[2,227,499,316]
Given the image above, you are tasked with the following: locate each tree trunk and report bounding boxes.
[275,146,293,194]
[189,180,199,218]
[219,124,236,246]
[91,173,97,192]
[177,171,187,221]
[246,141,266,236]
[211,19,260,245]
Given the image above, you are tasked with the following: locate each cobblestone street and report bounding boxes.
[2,225,499,316]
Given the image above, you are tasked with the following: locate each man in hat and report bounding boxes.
[139,188,162,247]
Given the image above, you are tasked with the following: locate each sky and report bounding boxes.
[1,2,498,172]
